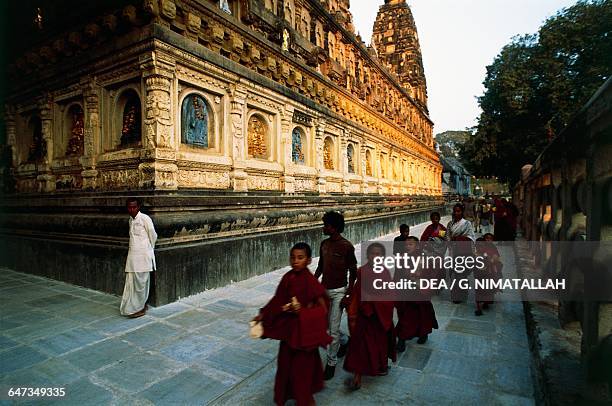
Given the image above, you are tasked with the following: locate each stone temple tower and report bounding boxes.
[372,0,428,110]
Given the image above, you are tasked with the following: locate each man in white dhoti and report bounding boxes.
[120,197,157,318]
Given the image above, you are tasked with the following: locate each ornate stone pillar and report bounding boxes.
[280,104,295,193]
[229,84,248,192]
[139,55,178,190]
[359,142,368,193]
[375,149,383,195]
[81,79,100,189]
[315,120,326,194]
[4,105,17,167]
[340,130,350,194]
[37,95,56,192]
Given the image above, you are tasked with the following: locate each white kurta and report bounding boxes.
[120,211,157,316]
[125,211,157,273]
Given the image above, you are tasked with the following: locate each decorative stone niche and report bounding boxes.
[181,93,211,149]
[115,88,142,149]
[291,126,306,164]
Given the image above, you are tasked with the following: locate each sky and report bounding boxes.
[350,0,580,135]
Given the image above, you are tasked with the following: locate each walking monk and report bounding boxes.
[395,237,438,351]
[253,242,331,406]
[343,242,396,390]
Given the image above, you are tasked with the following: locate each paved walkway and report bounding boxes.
[0,220,535,405]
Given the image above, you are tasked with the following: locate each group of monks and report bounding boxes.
[253,205,503,405]
[253,212,441,406]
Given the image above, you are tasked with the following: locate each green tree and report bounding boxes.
[460,0,612,184]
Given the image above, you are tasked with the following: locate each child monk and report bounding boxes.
[253,242,331,406]
[343,242,396,390]
[474,233,503,316]
[395,237,438,351]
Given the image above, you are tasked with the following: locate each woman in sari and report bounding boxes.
[446,203,476,303]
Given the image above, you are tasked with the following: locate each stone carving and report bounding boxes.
[181,94,208,147]
[282,29,290,52]
[284,0,294,27]
[27,116,45,163]
[326,181,341,193]
[347,143,354,174]
[247,115,267,159]
[292,127,304,164]
[66,105,84,156]
[220,0,231,14]
[83,85,99,158]
[161,0,176,20]
[292,110,312,126]
[144,75,172,149]
[323,137,334,170]
[120,97,141,146]
[178,169,230,188]
[300,8,310,39]
[100,169,140,189]
[247,174,280,190]
[294,176,317,191]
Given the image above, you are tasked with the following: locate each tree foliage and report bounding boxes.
[460,0,612,184]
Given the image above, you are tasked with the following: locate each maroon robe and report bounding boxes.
[420,223,448,284]
[394,264,439,340]
[420,223,447,241]
[475,242,503,303]
[260,268,331,406]
[344,264,396,376]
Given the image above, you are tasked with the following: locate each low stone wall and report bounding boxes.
[0,192,445,305]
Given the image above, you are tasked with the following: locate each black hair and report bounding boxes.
[399,224,409,232]
[291,242,312,258]
[453,203,465,213]
[126,197,141,206]
[476,237,485,241]
[366,242,386,256]
[406,236,419,242]
[430,212,441,220]
[322,211,345,233]
[483,233,495,240]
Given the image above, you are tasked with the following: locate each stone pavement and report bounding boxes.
[1,219,535,405]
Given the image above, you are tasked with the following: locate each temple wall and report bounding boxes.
[0,193,445,305]
[1,0,443,304]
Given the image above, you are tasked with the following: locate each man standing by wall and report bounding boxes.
[314,211,357,380]
[120,197,157,318]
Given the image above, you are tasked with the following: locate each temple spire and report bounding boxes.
[372,0,428,109]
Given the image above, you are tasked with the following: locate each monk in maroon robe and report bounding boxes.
[474,234,503,316]
[395,237,438,351]
[343,242,396,390]
[253,243,331,406]
[420,211,448,288]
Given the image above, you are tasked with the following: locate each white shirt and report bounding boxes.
[125,211,157,273]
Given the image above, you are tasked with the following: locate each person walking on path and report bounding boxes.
[314,211,357,380]
[446,203,476,303]
[120,197,157,318]
[253,242,331,406]
[343,242,396,390]
[395,237,439,350]
[393,224,410,257]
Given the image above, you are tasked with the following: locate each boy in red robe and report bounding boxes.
[474,233,503,316]
[253,242,331,406]
[343,242,396,390]
[395,237,438,351]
